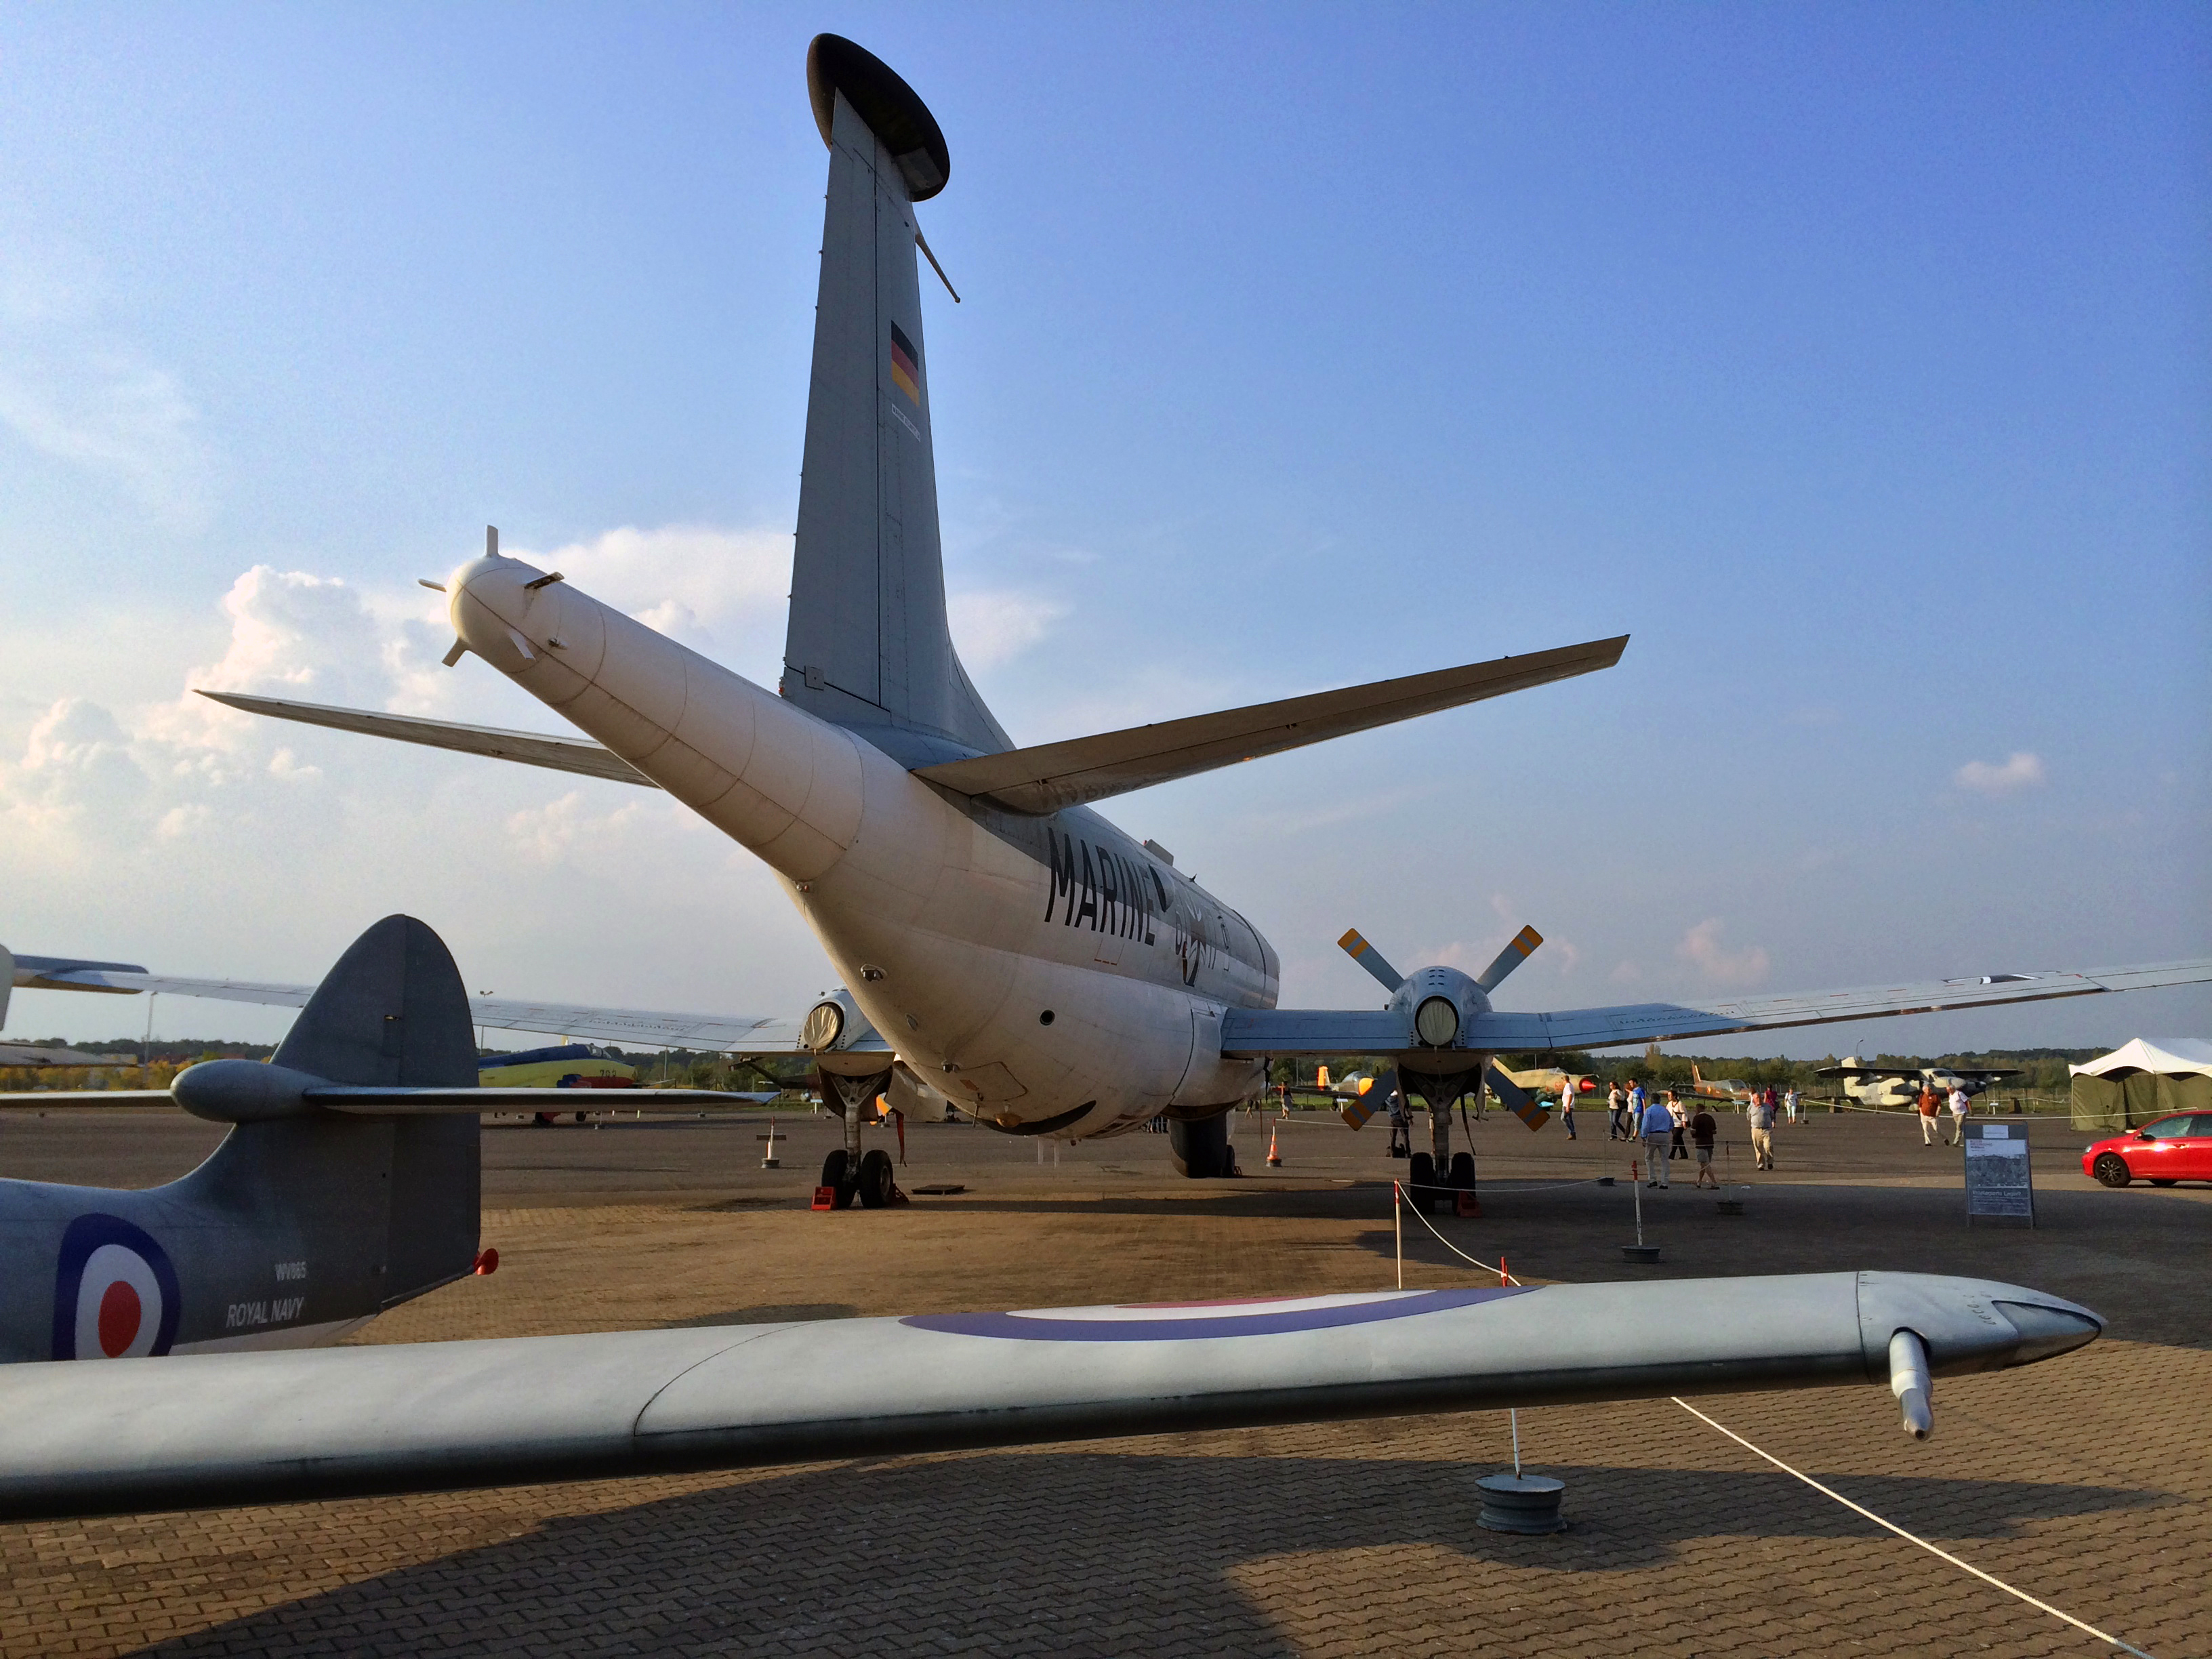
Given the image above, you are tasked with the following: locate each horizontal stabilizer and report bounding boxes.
[914,636,1629,815]
[197,692,655,788]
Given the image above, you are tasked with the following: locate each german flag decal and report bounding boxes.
[888,322,920,402]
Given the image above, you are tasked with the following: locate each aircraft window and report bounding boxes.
[2137,1115,2194,1139]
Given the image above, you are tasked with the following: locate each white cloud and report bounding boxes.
[1675,918,1771,989]
[1954,751,2046,794]
[506,790,651,867]
[0,240,215,530]
[512,525,792,680]
[947,590,1071,670]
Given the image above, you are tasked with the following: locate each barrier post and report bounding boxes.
[1393,1182,1403,1289]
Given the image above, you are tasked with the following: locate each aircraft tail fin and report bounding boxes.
[781,35,1010,761]
[184,916,480,1309]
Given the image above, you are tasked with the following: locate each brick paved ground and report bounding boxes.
[1,1107,2204,1656]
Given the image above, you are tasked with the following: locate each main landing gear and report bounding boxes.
[1168,1111,1241,1179]
[1401,1061,1486,1213]
[817,1069,903,1210]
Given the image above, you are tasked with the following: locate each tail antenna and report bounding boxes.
[916,229,961,303]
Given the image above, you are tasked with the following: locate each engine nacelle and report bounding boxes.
[798,987,890,1077]
[1387,966,1490,1051]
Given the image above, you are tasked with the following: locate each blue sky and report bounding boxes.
[2,3,2205,1054]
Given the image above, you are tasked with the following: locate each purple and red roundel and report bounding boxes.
[901,1286,1527,1343]
[52,1214,181,1361]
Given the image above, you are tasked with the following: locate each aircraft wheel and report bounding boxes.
[1449,1151,1476,1189]
[1408,1151,1435,1198]
[1169,1113,1235,1179]
[821,1148,857,1209]
[2092,1154,2131,1188]
[2150,1178,2177,1188]
[857,1148,897,1208]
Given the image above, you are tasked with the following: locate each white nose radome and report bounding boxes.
[446,555,866,884]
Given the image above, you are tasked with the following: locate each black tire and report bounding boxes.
[820,1148,856,1209]
[1408,1151,1436,1191]
[1449,1151,1476,1190]
[1169,1113,1235,1179]
[857,1148,896,1208]
[2150,1179,2177,1188]
[2092,1153,2131,1189]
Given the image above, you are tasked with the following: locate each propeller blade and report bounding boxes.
[1473,924,1544,994]
[1338,928,1405,993]
[1486,1059,1551,1132]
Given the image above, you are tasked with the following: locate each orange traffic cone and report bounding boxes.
[1267,1125,1282,1167]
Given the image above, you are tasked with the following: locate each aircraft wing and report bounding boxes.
[1221,958,2212,1056]
[12,962,823,1054]
[0,1271,2102,1522]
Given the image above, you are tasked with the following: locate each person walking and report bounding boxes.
[1607,1082,1626,1141]
[1946,1084,1970,1146]
[1560,1082,1576,1141]
[1691,1104,1719,1188]
[1641,1089,1674,1187]
[1746,1090,1776,1170]
[1784,1086,1801,1126]
[1916,1084,1940,1147]
[1668,1092,1689,1160]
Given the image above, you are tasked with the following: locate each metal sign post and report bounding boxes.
[1964,1120,2034,1228]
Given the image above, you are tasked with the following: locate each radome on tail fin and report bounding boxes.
[781,35,1009,764]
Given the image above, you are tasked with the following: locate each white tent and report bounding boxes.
[2070,1038,2212,1130]
[2070,1038,2212,1078]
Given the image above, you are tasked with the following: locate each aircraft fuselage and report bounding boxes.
[451,555,1275,1139]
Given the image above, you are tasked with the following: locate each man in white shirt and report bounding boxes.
[1946,1085,1971,1145]
[1641,1092,1675,1187]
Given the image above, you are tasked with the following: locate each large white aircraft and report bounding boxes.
[14,35,2207,1218]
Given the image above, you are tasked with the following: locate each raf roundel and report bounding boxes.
[52,1214,181,1361]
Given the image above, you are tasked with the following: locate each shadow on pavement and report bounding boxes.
[129,1452,2170,1658]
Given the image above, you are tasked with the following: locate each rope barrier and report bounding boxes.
[1385,1181,2150,1656]
[1391,1183,1521,1284]
[1671,1397,2156,1659]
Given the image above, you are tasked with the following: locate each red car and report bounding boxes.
[2084,1111,2212,1187]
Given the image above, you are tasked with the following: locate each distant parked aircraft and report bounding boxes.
[1814,1058,2020,1109]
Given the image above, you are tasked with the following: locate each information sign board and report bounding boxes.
[1964,1120,2034,1227]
